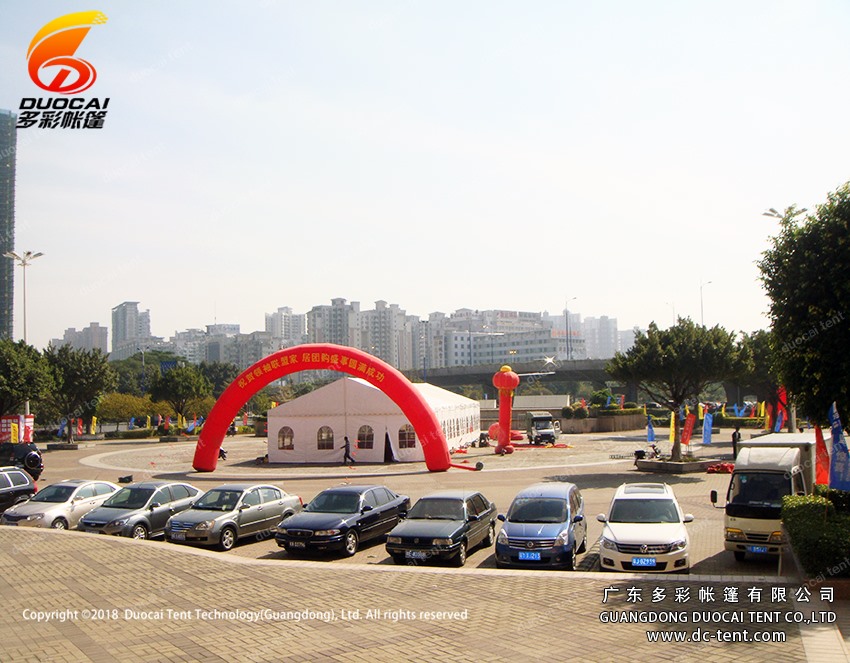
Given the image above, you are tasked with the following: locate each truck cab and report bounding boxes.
[710,433,815,561]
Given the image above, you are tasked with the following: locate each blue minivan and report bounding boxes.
[495,482,586,570]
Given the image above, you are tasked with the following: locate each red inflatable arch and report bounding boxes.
[193,343,460,473]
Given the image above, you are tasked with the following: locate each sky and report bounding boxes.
[1,0,849,350]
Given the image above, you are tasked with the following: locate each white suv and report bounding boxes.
[597,483,693,573]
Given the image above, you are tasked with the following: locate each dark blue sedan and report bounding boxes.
[275,485,409,557]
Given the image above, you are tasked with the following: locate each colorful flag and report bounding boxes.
[164,416,171,431]
[76,419,83,435]
[698,403,704,420]
[773,409,785,433]
[721,403,726,417]
[681,413,697,447]
[702,412,713,445]
[606,395,612,407]
[10,422,18,443]
[815,425,830,485]
[129,417,135,430]
[828,403,850,490]
[90,417,97,435]
[618,394,625,409]
[669,411,675,443]
[647,416,655,442]
[146,415,151,429]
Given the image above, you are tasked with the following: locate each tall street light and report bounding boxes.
[3,250,44,416]
[699,281,712,326]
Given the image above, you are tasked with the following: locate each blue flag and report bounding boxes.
[828,403,850,490]
[774,410,785,433]
[702,412,713,445]
[129,417,135,430]
[647,416,655,442]
[606,395,612,407]
[732,403,740,417]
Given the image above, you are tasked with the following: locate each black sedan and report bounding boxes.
[275,485,410,557]
[385,490,497,567]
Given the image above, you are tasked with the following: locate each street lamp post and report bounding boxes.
[700,281,712,326]
[564,297,577,360]
[3,250,44,416]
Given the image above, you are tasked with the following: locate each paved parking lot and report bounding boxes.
[1,432,848,661]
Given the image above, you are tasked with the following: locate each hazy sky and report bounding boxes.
[2,1,848,350]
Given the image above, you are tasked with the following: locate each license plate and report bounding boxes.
[747,545,768,554]
[632,556,657,567]
[518,551,541,561]
[288,541,305,548]
[406,550,429,559]
[171,532,185,541]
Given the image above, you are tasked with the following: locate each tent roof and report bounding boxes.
[268,377,478,417]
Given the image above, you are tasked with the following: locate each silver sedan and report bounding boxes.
[0,479,119,530]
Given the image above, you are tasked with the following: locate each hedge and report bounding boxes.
[713,414,766,429]
[103,428,155,440]
[783,494,850,578]
[814,484,850,514]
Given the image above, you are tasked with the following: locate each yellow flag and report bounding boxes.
[10,422,18,443]
[698,403,704,420]
[146,415,151,429]
[669,411,675,443]
[90,417,97,435]
[721,403,726,416]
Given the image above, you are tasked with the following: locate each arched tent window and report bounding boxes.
[357,425,374,449]
[399,424,416,449]
[278,427,294,450]
[317,426,334,450]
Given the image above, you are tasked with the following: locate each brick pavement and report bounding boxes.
[1,431,848,661]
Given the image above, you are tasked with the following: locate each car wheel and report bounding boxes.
[131,524,148,539]
[219,527,237,552]
[483,522,496,547]
[50,518,68,530]
[452,541,468,567]
[733,551,746,562]
[564,546,575,571]
[577,532,587,554]
[343,530,359,557]
[23,451,41,470]
[391,553,406,565]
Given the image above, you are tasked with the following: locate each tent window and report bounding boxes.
[278,426,294,450]
[398,424,416,449]
[357,425,374,449]
[317,426,334,450]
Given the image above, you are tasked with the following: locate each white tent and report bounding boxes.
[267,377,480,464]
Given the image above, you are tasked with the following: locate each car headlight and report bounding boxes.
[26,514,45,521]
[768,531,784,544]
[277,527,288,535]
[432,538,453,546]
[496,529,508,544]
[601,537,618,550]
[314,529,340,537]
[387,536,401,544]
[669,539,687,552]
[108,519,127,528]
[725,528,745,541]
[554,528,571,546]
[193,521,214,531]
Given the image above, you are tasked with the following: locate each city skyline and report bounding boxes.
[2,2,849,349]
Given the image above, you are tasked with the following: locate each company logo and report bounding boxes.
[27,11,108,95]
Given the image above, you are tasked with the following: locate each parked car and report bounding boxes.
[0,479,119,529]
[0,442,44,481]
[275,485,409,557]
[597,482,693,573]
[495,482,586,570]
[79,480,200,539]
[165,483,302,551]
[385,490,497,567]
[0,466,37,514]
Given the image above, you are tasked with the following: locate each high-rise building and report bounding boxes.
[583,316,619,359]
[307,298,360,346]
[110,301,157,360]
[265,307,306,345]
[0,110,16,340]
[52,322,108,353]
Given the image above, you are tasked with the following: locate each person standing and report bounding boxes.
[341,435,356,465]
[731,426,741,460]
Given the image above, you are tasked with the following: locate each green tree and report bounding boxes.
[198,361,240,398]
[759,185,850,422]
[608,318,738,460]
[96,393,156,425]
[110,350,180,396]
[45,345,117,442]
[730,330,784,413]
[149,364,212,424]
[0,340,53,417]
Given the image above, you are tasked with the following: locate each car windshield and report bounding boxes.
[728,473,790,508]
[194,489,243,511]
[609,498,680,523]
[102,487,155,510]
[407,498,464,520]
[306,492,361,514]
[533,421,551,430]
[30,484,75,503]
[507,497,567,524]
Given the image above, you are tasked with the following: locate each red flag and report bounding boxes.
[75,419,83,435]
[164,416,171,431]
[681,413,698,446]
[815,425,830,485]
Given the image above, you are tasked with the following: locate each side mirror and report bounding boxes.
[398,510,407,519]
[710,490,718,504]
[596,513,607,523]
[468,513,480,522]
[150,502,161,510]
[497,514,506,522]
[683,514,694,523]
[361,505,373,513]
[573,514,584,523]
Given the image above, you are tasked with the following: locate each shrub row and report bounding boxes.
[814,484,850,514]
[103,428,155,440]
[783,494,850,578]
[713,414,766,428]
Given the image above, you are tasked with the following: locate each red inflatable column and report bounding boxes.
[492,365,520,455]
